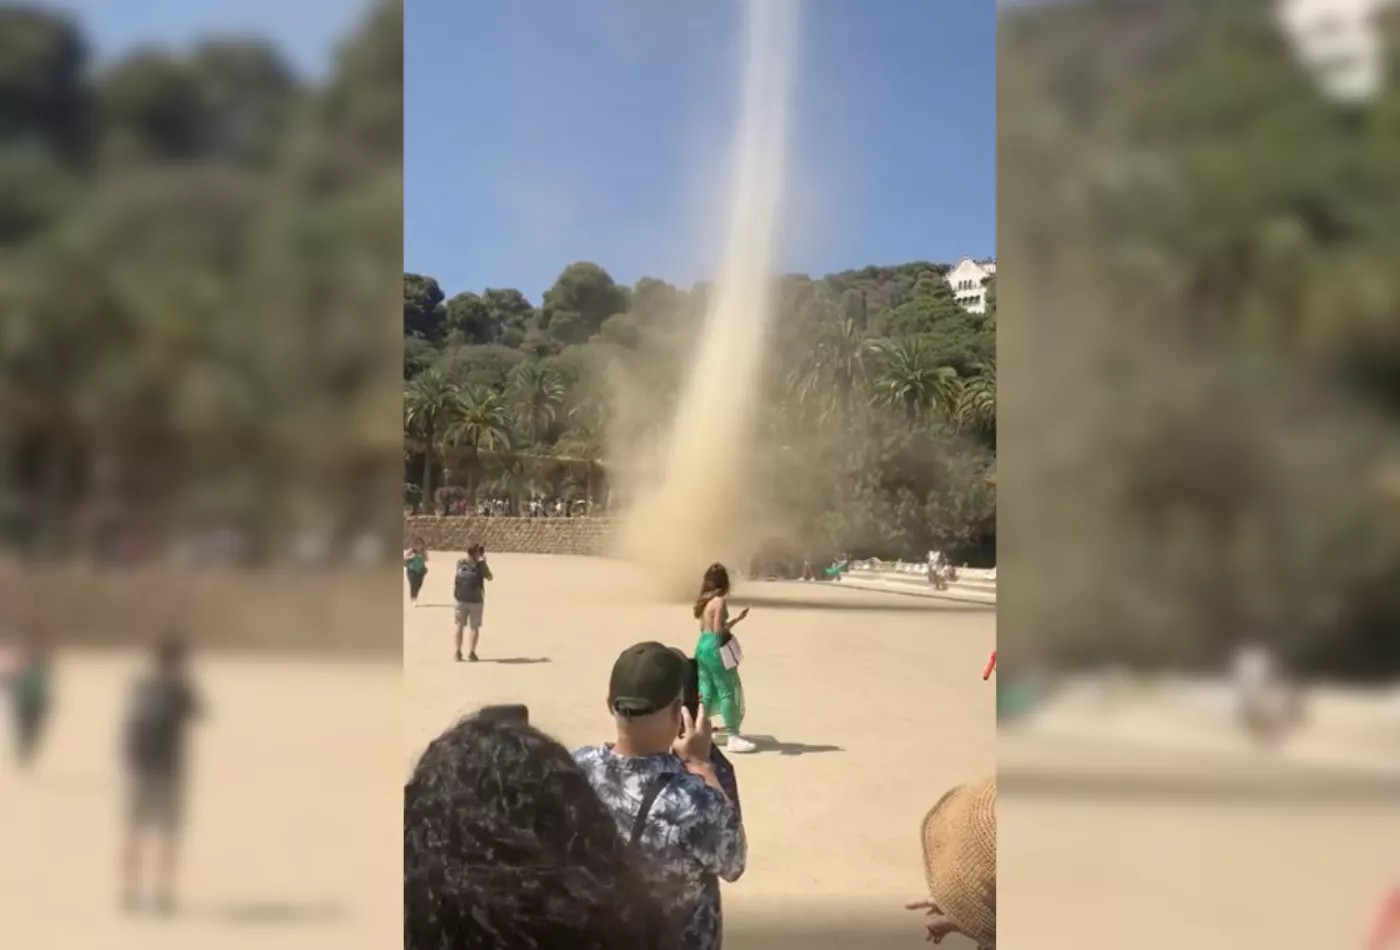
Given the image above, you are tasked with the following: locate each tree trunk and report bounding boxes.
[421,424,436,514]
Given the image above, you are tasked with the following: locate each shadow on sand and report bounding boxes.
[741,735,844,756]
[736,592,987,614]
[176,900,345,926]
[480,656,551,665]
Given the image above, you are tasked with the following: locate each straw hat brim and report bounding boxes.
[920,777,996,945]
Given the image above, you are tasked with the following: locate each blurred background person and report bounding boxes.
[404,710,676,950]
[4,629,52,768]
[404,536,429,607]
[120,636,203,913]
[1232,639,1304,744]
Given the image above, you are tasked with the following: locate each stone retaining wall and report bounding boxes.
[403,515,616,557]
[1,566,399,654]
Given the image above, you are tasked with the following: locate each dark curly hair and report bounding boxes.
[404,711,676,950]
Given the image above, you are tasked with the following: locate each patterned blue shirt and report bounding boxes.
[709,747,741,821]
[573,745,746,950]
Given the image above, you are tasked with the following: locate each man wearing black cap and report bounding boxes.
[574,642,747,950]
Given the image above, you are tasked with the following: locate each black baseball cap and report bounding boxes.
[609,642,687,717]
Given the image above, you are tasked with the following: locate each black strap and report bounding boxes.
[629,773,675,848]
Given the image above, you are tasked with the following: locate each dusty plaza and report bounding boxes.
[0,551,993,949]
[404,552,997,945]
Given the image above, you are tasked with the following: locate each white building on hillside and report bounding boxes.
[946,257,996,314]
[1276,0,1396,103]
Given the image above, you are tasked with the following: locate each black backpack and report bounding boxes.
[454,562,481,601]
[124,678,181,769]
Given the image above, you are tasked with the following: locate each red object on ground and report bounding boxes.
[982,650,997,681]
[1368,887,1400,950]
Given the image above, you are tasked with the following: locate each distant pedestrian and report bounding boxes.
[453,544,492,662]
[120,636,203,913]
[404,537,429,607]
[5,630,51,767]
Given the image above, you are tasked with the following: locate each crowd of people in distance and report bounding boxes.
[421,496,603,518]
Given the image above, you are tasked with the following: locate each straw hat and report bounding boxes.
[920,776,996,946]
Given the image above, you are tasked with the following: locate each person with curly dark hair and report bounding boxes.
[404,709,677,950]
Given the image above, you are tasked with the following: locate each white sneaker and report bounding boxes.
[726,735,757,753]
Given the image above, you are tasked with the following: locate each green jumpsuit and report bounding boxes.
[695,603,745,734]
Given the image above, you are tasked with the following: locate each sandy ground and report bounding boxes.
[1,652,400,950]
[15,552,1387,950]
[999,694,1400,950]
[404,552,996,947]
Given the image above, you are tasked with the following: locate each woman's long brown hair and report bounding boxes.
[693,563,731,619]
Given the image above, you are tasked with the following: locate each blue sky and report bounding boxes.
[39,0,369,80]
[405,0,996,300]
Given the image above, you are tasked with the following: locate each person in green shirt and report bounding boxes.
[404,537,429,607]
[6,631,51,767]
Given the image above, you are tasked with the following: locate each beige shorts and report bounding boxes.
[128,771,183,830]
[454,601,484,629]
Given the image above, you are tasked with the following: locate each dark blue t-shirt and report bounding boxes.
[124,674,199,775]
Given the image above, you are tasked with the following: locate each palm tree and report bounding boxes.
[482,451,548,512]
[955,362,996,434]
[556,400,609,502]
[445,385,513,501]
[793,314,874,424]
[508,363,566,446]
[403,369,462,511]
[871,337,960,423]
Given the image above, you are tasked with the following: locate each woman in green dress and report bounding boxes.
[693,563,755,753]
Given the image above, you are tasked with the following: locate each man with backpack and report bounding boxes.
[120,636,202,912]
[453,543,493,662]
[573,642,746,950]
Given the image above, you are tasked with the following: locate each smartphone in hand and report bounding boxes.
[682,658,701,722]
